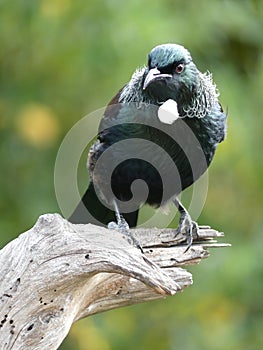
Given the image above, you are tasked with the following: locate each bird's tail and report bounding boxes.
[68,182,139,228]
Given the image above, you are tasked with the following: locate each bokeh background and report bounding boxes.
[1,0,263,349]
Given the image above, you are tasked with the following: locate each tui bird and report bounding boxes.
[69,43,227,249]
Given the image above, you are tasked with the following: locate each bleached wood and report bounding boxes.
[0,213,229,350]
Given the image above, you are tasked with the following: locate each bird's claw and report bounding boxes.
[108,216,144,253]
[108,216,129,233]
[176,213,199,252]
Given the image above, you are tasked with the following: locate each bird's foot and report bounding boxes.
[173,199,199,252]
[108,216,129,233]
[108,216,144,254]
[176,213,199,252]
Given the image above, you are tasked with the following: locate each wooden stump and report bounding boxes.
[0,213,229,350]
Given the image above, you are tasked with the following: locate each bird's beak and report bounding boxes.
[143,67,172,90]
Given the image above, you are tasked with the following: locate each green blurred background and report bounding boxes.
[1,0,263,349]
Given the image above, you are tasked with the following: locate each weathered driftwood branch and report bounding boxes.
[0,213,229,350]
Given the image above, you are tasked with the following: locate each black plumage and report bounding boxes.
[69,43,227,247]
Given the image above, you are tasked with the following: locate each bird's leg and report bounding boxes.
[108,200,143,253]
[173,198,199,251]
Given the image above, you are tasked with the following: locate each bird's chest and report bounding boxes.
[92,104,218,207]
[103,118,212,204]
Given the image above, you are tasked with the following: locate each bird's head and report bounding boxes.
[120,43,218,119]
[143,44,199,105]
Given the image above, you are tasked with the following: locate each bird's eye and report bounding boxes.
[175,63,185,74]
